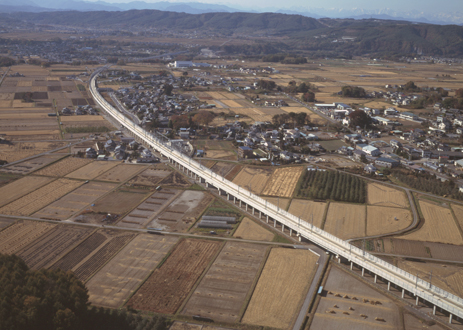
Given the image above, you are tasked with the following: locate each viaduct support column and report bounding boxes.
[388,282,391,291]
[402,289,405,298]
[282,224,284,232]
[416,296,419,306]
[449,314,453,324]
[362,268,364,276]
[433,306,436,315]
[350,262,353,270]
[266,215,269,223]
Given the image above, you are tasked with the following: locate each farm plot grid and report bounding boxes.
[127,165,172,187]
[0,217,15,230]
[95,164,146,182]
[148,190,213,232]
[324,203,366,240]
[0,154,63,175]
[261,166,303,198]
[366,206,412,237]
[0,178,83,216]
[17,225,93,270]
[233,218,274,241]
[33,181,117,220]
[65,161,120,180]
[87,234,179,308]
[242,248,319,329]
[367,183,409,208]
[287,199,326,228]
[399,201,463,245]
[127,238,222,314]
[119,189,180,229]
[0,141,67,163]
[232,167,273,195]
[182,242,268,323]
[0,175,53,207]
[263,197,290,211]
[0,220,56,255]
[34,157,93,177]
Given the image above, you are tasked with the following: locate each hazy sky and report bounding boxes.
[105,0,462,13]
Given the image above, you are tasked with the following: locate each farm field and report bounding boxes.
[261,166,303,197]
[0,178,83,216]
[367,183,409,208]
[71,231,136,282]
[182,242,268,323]
[0,220,56,254]
[65,161,120,180]
[233,218,274,241]
[210,161,236,177]
[324,203,366,240]
[232,167,273,194]
[0,141,67,163]
[159,171,192,188]
[317,140,348,151]
[287,199,327,228]
[396,259,463,298]
[451,204,463,231]
[17,225,92,270]
[87,234,179,308]
[224,164,243,181]
[311,266,401,330]
[34,157,93,177]
[0,154,63,175]
[148,190,213,232]
[91,190,150,215]
[366,206,412,236]
[119,189,181,229]
[33,181,117,220]
[170,322,234,330]
[195,140,236,160]
[126,164,172,186]
[369,238,463,263]
[398,201,463,245]
[127,238,222,314]
[95,164,146,182]
[0,175,53,207]
[0,217,15,230]
[242,248,318,329]
[263,197,290,211]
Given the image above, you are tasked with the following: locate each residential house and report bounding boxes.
[375,157,400,168]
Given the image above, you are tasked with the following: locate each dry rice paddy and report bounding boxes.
[366,206,412,236]
[287,199,327,228]
[261,166,303,197]
[233,218,274,241]
[399,201,463,245]
[242,248,318,329]
[95,164,146,182]
[65,161,120,180]
[0,178,83,216]
[367,183,409,208]
[0,175,53,207]
[34,157,93,177]
[324,203,366,240]
[232,167,273,194]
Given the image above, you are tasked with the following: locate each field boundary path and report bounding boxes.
[347,189,419,242]
[0,139,87,168]
[89,67,463,323]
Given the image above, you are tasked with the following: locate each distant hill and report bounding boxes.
[3,9,463,57]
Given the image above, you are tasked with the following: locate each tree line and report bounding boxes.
[0,254,169,330]
[296,170,366,203]
[393,170,463,200]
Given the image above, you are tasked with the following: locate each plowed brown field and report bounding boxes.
[128,238,222,314]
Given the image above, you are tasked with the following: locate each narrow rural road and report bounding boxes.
[0,139,88,168]
[292,247,328,330]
